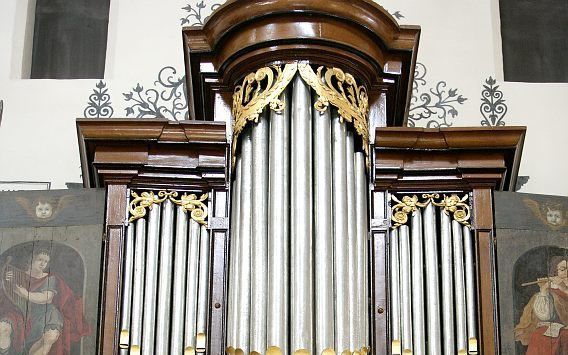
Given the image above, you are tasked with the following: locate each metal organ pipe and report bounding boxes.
[185,220,201,352]
[267,92,290,353]
[119,223,135,353]
[250,111,269,353]
[452,220,468,354]
[410,211,426,355]
[399,225,413,354]
[463,225,478,353]
[313,101,335,353]
[142,205,161,355]
[130,218,146,353]
[196,225,211,352]
[390,228,401,355]
[440,210,456,355]
[290,75,314,352]
[155,199,174,355]
[227,158,242,350]
[423,202,442,354]
[171,206,189,355]
[354,152,369,350]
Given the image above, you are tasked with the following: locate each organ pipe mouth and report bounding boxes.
[468,337,478,354]
[130,345,140,354]
[119,330,129,348]
[391,340,401,354]
[184,346,196,355]
[196,333,207,352]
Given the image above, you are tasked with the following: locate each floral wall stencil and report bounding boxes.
[480,76,508,126]
[84,81,114,118]
[123,66,188,121]
[180,1,223,26]
[408,62,468,128]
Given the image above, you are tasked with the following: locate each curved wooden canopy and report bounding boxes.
[182,0,420,126]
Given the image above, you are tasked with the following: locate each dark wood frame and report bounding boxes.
[372,127,526,355]
[182,0,420,127]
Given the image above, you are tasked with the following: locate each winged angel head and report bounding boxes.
[524,199,567,229]
[15,195,73,221]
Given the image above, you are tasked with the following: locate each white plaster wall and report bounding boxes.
[0,0,566,195]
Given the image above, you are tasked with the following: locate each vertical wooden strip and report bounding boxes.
[100,184,128,355]
[473,188,498,355]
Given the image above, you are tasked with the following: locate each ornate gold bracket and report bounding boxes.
[391,193,471,228]
[231,61,370,169]
[128,190,209,225]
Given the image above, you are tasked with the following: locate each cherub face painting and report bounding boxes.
[546,208,563,226]
[35,202,53,219]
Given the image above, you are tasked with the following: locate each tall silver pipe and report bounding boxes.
[250,111,269,353]
[184,220,201,352]
[400,225,413,353]
[410,212,426,355]
[267,91,290,353]
[290,75,313,352]
[227,158,242,348]
[313,102,334,353]
[119,223,135,352]
[390,228,401,355]
[332,109,350,352]
[452,220,467,353]
[423,203,441,354]
[196,225,210,352]
[346,130,359,351]
[463,225,478,353]
[130,218,146,351]
[440,210,455,355]
[236,130,253,353]
[354,152,369,348]
[171,206,189,354]
[142,204,161,355]
[156,200,175,355]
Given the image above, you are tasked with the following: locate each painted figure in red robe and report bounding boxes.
[515,258,568,354]
[0,248,91,355]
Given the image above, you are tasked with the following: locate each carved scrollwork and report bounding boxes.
[298,62,370,162]
[432,193,471,226]
[128,191,171,222]
[391,193,471,228]
[232,63,299,167]
[391,194,430,228]
[170,192,209,225]
[231,62,371,169]
[128,190,208,225]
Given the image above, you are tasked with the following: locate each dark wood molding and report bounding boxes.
[77,119,229,190]
[373,126,526,191]
[182,0,420,126]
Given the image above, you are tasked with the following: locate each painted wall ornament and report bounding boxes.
[84,80,114,118]
[408,62,468,128]
[480,76,508,126]
[123,66,189,120]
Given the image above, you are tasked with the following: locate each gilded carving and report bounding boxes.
[128,190,209,225]
[298,62,370,162]
[232,63,298,167]
[391,193,471,227]
[231,62,371,169]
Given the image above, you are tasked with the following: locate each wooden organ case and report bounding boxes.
[77,1,526,354]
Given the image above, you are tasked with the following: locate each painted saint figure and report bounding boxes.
[0,248,91,355]
[515,258,568,354]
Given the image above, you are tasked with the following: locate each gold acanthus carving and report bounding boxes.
[391,193,471,228]
[226,346,370,355]
[231,62,370,169]
[232,63,298,167]
[128,190,208,225]
[298,62,370,163]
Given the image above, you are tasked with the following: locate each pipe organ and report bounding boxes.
[389,194,478,355]
[76,1,526,354]
[226,63,371,354]
[118,191,211,355]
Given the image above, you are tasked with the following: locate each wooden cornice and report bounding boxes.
[77,119,228,189]
[182,0,420,127]
[373,127,526,191]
